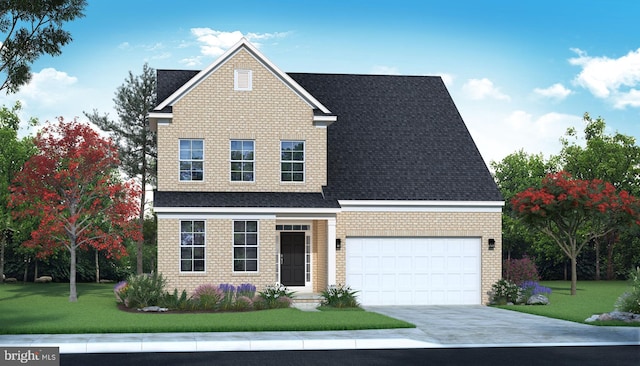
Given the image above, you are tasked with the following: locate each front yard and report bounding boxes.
[0,283,414,334]
[496,280,640,326]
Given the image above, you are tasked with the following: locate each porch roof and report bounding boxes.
[154,191,340,209]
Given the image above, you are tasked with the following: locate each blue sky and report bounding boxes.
[3,0,640,166]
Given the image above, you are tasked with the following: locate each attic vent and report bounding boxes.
[234,69,252,91]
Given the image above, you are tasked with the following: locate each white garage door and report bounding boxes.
[346,237,481,305]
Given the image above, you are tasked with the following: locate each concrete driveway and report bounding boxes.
[366,305,640,346]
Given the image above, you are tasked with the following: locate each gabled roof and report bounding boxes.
[289,73,503,202]
[153,38,333,116]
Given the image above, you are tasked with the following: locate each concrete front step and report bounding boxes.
[292,293,322,311]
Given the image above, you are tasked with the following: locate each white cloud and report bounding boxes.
[533,83,572,100]
[180,56,203,67]
[462,78,510,101]
[118,42,130,50]
[0,68,111,134]
[190,29,289,57]
[461,106,578,166]
[569,48,640,108]
[439,73,454,87]
[370,65,400,75]
[19,68,78,106]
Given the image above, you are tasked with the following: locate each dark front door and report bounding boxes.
[280,232,305,286]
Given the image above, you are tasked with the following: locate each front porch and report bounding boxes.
[274,218,336,294]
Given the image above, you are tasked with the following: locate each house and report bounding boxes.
[148,38,504,306]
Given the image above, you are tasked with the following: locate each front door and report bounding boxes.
[280,232,305,286]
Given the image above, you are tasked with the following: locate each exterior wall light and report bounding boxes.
[336,238,341,250]
[488,238,496,250]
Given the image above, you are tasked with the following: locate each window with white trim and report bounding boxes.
[180,220,205,272]
[234,69,252,91]
[179,139,204,181]
[233,220,258,272]
[280,141,304,182]
[230,140,254,182]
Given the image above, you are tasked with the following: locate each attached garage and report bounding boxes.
[346,237,481,305]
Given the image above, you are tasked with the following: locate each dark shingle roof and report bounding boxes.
[153,70,503,204]
[155,70,199,113]
[288,73,502,202]
[154,191,340,208]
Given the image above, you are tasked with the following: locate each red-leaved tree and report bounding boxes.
[512,171,640,295]
[9,118,141,302]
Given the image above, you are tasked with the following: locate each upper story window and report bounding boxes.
[179,139,204,181]
[180,220,205,272]
[281,141,305,182]
[230,140,255,182]
[234,69,252,91]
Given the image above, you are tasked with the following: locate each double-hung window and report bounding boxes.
[233,220,258,272]
[179,139,204,181]
[230,140,254,182]
[180,220,205,272]
[280,141,304,182]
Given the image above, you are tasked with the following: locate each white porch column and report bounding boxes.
[327,217,337,286]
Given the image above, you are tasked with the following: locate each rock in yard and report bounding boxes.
[34,276,52,283]
[526,294,549,305]
[138,306,169,312]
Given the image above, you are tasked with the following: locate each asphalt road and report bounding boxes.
[61,346,640,366]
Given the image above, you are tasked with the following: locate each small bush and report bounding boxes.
[503,257,540,285]
[258,283,294,309]
[192,284,223,310]
[160,289,193,311]
[489,279,520,305]
[118,273,167,308]
[237,283,257,298]
[219,284,237,311]
[520,281,552,300]
[321,284,359,308]
[234,295,254,311]
[114,281,128,305]
[615,267,640,314]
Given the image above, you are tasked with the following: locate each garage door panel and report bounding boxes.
[346,237,480,305]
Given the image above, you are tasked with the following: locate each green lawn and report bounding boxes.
[496,280,639,326]
[0,283,415,334]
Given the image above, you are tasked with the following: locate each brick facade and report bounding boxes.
[156,48,327,193]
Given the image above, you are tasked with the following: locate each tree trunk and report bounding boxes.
[594,238,600,281]
[0,232,5,283]
[570,255,578,296]
[95,248,100,283]
[69,246,77,302]
[606,232,617,280]
[22,257,28,283]
[33,259,38,282]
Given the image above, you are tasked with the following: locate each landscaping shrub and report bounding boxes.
[489,279,520,305]
[160,289,193,311]
[234,295,254,311]
[321,284,359,308]
[115,272,167,308]
[615,267,640,314]
[219,283,237,311]
[503,257,540,285]
[258,283,294,309]
[191,284,223,310]
[520,281,552,300]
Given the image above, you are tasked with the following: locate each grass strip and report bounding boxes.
[495,280,639,326]
[0,283,414,334]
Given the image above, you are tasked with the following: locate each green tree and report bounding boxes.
[0,102,35,282]
[0,0,87,93]
[560,113,640,279]
[491,150,559,259]
[85,63,157,275]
